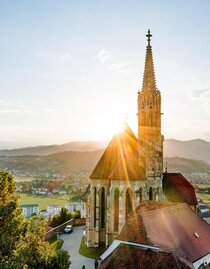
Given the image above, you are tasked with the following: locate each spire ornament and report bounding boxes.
[141,29,156,91]
[146,29,152,46]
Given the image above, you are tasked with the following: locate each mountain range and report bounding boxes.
[0,140,108,156]
[1,139,210,164]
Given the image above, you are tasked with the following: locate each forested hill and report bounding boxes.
[0,150,210,177]
[1,138,210,164]
[0,140,108,157]
[0,150,104,174]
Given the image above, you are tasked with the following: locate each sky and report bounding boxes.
[0,0,210,149]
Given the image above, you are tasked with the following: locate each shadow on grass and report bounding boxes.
[79,236,106,260]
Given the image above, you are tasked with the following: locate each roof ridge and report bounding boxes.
[141,203,188,217]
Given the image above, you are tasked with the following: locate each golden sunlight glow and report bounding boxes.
[92,111,136,140]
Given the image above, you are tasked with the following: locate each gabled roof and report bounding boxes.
[162,173,197,205]
[99,243,191,269]
[118,201,210,263]
[109,151,145,181]
[90,124,145,181]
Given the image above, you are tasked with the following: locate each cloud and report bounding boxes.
[0,100,55,114]
[97,49,131,73]
[108,62,131,73]
[58,53,69,59]
[190,88,210,99]
[58,53,70,62]
[0,99,10,106]
[190,88,210,115]
[37,50,71,63]
[97,50,112,64]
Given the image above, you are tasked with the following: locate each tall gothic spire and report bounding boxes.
[141,29,157,91]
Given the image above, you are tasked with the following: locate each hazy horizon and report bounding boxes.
[1,137,210,151]
[1,1,210,149]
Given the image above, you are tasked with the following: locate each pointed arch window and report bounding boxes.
[126,189,133,218]
[114,188,119,232]
[139,187,143,202]
[149,187,153,200]
[100,187,105,229]
[94,187,97,227]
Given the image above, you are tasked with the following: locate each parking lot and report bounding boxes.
[60,226,95,269]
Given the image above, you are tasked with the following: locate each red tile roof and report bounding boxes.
[118,201,178,244]
[90,125,145,181]
[163,173,197,205]
[118,202,210,263]
[99,244,191,269]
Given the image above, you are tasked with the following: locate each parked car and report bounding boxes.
[64,225,73,234]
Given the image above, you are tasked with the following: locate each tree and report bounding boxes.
[72,210,81,219]
[60,207,71,223]
[49,207,72,227]
[0,170,71,269]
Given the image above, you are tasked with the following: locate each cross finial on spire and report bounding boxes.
[146,29,152,46]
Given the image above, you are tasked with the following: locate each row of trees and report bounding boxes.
[0,170,71,269]
[49,207,81,227]
[17,179,71,194]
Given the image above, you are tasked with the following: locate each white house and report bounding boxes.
[20,204,40,218]
[47,204,61,215]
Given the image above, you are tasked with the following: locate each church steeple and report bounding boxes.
[138,29,163,178]
[142,29,157,92]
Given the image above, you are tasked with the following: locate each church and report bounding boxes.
[84,30,197,248]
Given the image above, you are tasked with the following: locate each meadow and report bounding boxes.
[18,193,70,211]
[15,176,36,182]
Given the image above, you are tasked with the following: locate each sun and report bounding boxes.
[92,110,136,141]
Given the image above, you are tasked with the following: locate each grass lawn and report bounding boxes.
[194,183,210,189]
[18,193,70,210]
[48,235,64,251]
[79,236,106,260]
[194,183,210,207]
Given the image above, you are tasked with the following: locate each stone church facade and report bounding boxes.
[85,30,165,247]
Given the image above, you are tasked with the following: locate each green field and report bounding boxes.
[15,176,36,182]
[194,183,210,189]
[18,193,70,210]
[194,183,210,207]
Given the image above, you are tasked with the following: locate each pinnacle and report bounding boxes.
[141,31,157,92]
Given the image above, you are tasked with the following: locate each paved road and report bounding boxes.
[204,217,210,224]
[60,226,95,269]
